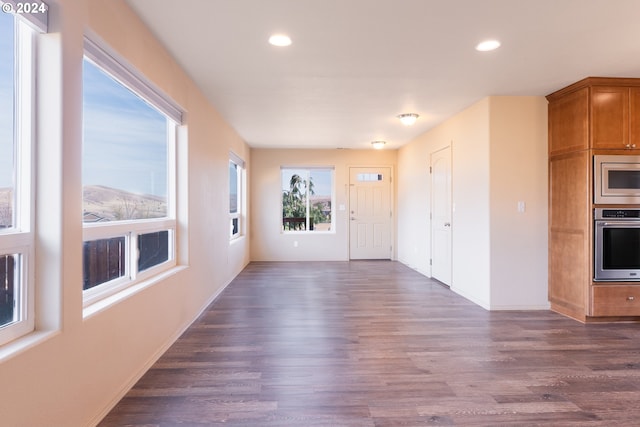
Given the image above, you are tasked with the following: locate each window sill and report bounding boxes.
[0,329,60,363]
[281,230,336,235]
[230,234,245,244]
[82,265,188,320]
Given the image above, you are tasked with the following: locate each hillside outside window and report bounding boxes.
[82,38,182,307]
[0,6,40,345]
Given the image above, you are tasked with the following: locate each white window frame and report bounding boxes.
[82,36,182,308]
[0,10,38,346]
[281,167,335,233]
[229,152,245,240]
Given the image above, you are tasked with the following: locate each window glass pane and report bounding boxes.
[138,230,169,272]
[0,254,17,328]
[608,170,640,189]
[357,173,383,182]
[309,169,332,231]
[82,59,168,223]
[83,237,126,290]
[282,169,309,230]
[282,168,333,232]
[0,13,15,229]
[229,161,238,214]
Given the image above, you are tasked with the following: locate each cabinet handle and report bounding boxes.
[627,296,635,301]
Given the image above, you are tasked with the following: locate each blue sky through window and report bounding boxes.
[83,59,168,198]
[0,12,15,189]
[229,161,238,213]
[281,169,332,196]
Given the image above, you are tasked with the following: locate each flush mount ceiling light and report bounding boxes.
[269,34,292,47]
[475,39,501,52]
[398,113,419,126]
[371,140,386,150]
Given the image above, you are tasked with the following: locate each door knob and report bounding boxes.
[444,222,451,227]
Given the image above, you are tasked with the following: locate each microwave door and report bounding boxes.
[595,156,640,204]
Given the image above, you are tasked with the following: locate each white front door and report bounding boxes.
[349,167,392,259]
[430,147,452,285]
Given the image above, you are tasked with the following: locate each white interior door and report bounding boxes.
[349,167,392,259]
[430,147,452,285]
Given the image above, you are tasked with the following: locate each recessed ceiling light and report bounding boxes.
[476,39,501,52]
[269,34,292,47]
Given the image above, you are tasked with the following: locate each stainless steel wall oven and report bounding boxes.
[594,208,640,281]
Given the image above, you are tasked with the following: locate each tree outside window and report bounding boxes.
[281,168,333,232]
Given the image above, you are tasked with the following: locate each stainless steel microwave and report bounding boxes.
[594,155,640,205]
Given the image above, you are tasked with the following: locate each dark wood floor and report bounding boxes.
[100,261,640,426]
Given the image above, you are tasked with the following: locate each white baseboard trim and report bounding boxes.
[396,258,431,279]
[488,302,552,311]
[450,286,491,310]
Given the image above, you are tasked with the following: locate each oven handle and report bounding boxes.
[596,221,640,227]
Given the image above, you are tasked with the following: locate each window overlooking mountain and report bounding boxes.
[82,59,169,223]
[0,10,36,345]
[81,40,180,303]
[0,12,15,230]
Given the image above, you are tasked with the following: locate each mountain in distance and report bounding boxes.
[1,185,166,225]
[83,185,167,222]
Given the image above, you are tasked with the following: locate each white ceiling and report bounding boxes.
[126,0,640,150]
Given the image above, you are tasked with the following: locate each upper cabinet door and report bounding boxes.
[548,87,589,156]
[591,86,630,149]
[630,87,640,149]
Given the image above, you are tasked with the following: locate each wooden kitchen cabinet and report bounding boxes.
[547,151,590,319]
[547,77,640,322]
[548,87,589,155]
[630,87,640,148]
[591,285,640,317]
[591,86,629,149]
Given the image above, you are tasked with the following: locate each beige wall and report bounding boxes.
[250,148,397,261]
[397,96,549,310]
[398,99,492,306]
[488,96,548,308]
[0,1,250,425]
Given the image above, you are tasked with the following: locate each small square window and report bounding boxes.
[357,173,383,182]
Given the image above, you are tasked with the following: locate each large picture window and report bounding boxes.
[0,12,16,232]
[281,168,333,232]
[82,38,182,306]
[0,8,37,345]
